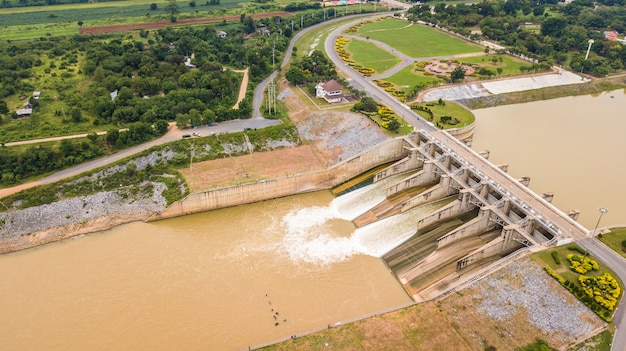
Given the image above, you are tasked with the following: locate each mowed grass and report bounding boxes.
[385,65,440,93]
[356,15,408,32]
[346,38,400,73]
[599,227,626,259]
[355,18,483,58]
[460,54,529,76]
[412,100,475,129]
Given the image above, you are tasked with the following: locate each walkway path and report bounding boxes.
[232,67,249,110]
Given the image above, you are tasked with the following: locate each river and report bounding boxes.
[0,90,624,350]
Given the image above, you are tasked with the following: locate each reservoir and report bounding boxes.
[471,89,625,228]
[0,90,624,350]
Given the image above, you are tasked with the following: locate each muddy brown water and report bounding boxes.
[471,89,625,228]
[0,90,624,350]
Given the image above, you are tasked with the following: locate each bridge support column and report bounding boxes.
[386,161,439,197]
[456,226,525,270]
[436,207,498,249]
[374,147,424,183]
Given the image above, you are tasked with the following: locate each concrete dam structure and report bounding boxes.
[152,129,588,302]
[349,131,583,300]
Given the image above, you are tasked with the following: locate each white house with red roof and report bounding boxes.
[315,79,344,103]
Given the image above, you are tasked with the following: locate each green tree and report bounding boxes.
[150,2,158,10]
[450,66,465,83]
[0,100,8,115]
[388,119,401,132]
[154,120,169,135]
[165,0,180,22]
[70,107,83,122]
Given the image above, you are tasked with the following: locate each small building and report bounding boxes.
[16,108,32,117]
[184,56,196,68]
[256,27,270,36]
[32,91,41,99]
[315,79,344,103]
[216,30,227,38]
[604,31,619,41]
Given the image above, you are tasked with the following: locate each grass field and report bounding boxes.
[599,228,626,259]
[355,18,483,58]
[459,54,529,76]
[385,65,441,93]
[345,38,400,73]
[411,100,474,129]
[531,244,620,289]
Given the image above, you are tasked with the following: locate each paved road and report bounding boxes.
[325,16,626,351]
[0,118,279,199]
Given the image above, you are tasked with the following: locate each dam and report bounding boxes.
[151,128,589,302]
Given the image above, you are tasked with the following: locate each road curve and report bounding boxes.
[324,15,626,351]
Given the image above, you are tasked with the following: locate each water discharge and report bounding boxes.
[0,91,623,350]
[279,173,443,265]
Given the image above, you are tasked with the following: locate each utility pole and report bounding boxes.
[300,14,303,28]
[291,19,294,31]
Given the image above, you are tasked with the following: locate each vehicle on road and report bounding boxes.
[182,134,192,139]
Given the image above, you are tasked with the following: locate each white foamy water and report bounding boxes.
[279,172,450,264]
[333,173,415,220]
[356,199,451,257]
[280,205,366,265]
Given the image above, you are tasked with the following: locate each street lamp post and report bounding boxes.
[590,207,609,243]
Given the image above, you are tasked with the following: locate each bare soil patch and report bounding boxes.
[79,12,293,35]
[180,146,323,192]
[180,84,388,191]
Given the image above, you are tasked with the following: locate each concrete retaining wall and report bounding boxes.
[148,137,410,221]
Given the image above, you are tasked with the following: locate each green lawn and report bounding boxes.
[531,244,620,290]
[459,55,529,76]
[356,16,408,32]
[385,65,441,93]
[346,38,400,73]
[411,100,475,129]
[355,18,483,58]
[599,228,626,259]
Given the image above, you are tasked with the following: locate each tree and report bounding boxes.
[165,0,180,22]
[450,66,465,83]
[105,128,119,145]
[154,120,169,135]
[388,119,401,132]
[70,107,83,122]
[360,97,378,112]
[77,21,84,27]
[150,2,158,10]
[0,100,8,115]
[87,132,99,143]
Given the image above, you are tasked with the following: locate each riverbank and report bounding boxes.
[459,76,626,110]
[0,87,390,255]
[0,185,167,254]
